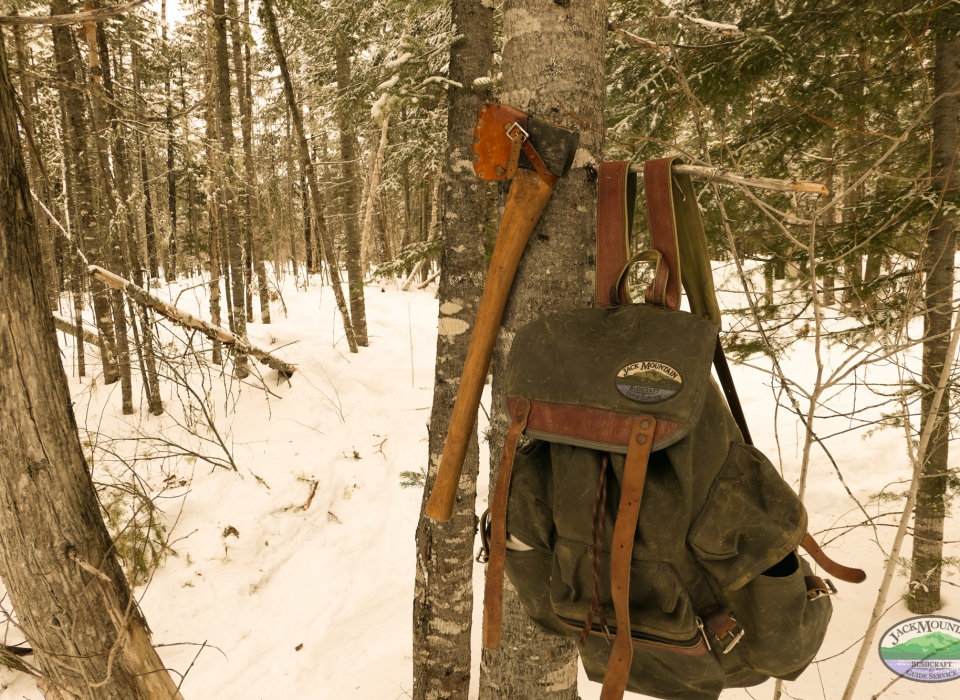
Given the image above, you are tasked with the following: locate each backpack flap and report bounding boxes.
[506,303,720,454]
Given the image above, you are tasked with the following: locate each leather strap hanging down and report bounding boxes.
[597,161,635,307]
[482,398,532,649]
[600,415,657,700]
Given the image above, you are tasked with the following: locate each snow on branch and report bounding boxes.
[88,265,297,378]
[655,12,741,36]
[629,163,829,196]
[0,0,146,26]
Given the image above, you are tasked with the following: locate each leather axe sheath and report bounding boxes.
[425,104,580,522]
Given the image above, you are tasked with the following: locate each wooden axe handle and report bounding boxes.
[426,169,555,522]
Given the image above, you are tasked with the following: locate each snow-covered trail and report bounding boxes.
[1,268,957,699]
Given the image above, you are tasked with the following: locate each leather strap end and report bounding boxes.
[801,533,866,584]
[599,415,656,700]
[482,399,531,649]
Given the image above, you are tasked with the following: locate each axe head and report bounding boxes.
[472,103,580,182]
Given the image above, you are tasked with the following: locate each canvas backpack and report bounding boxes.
[477,158,866,700]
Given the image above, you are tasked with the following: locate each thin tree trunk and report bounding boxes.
[212,0,249,377]
[81,6,134,415]
[335,34,369,346]
[240,0,270,323]
[361,115,389,273]
[59,96,86,378]
[413,1,492,697]
[204,17,223,365]
[909,3,960,615]
[50,0,120,386]
[132,41,159,281]
[0,30,183,699]
[478,1,606,698]
[821,137,836,306]
[163,0,177,280]
[260,0,358,352]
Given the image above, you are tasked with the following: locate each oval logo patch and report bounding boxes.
[615,361,683,403]
[878,615,960,683]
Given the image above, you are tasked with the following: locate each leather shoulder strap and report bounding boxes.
[643,158,683,311]
[596,161,635,308]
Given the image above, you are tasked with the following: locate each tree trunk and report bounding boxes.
[478,2,606,698]
[50,0,120,386]
[212,0,249,377]
[131,41,160,282]
[412,1,492,698]
[335,34,369,346]
[909,4,960,615]
[0,30,183,700]
[241,0,270,323]
[361,116,390,272]
[81,7,135,415]
[162,0,177,280]
[11,20,58,305]
[260,0,358,352]
[204,15,224,365]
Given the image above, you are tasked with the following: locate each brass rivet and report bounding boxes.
[636,434,647,445]
[640,419,650,430]
[495,165,505,176]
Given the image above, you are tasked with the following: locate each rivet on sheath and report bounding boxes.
[640,419,650,430]
[636,434,647,445]
[495,165,505,176]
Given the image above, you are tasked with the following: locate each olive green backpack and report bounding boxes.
[478,158,866,700]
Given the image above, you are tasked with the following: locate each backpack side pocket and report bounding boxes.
[725,553,833,678]
[688,442,807,591]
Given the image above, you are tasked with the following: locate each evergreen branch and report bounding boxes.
[0,1,146,26]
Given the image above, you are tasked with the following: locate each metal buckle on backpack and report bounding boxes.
[807,578,838,601]
[476,509,491,563]
[716,618,745,654]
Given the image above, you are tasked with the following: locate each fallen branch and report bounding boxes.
[53,313,99,347]
[401,259,428,291]
[629,162,829,196]
[87,265,296,378]
[0,1,145,26]
[417,269,441,289]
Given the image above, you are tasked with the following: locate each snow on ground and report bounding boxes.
[1,263,958,699]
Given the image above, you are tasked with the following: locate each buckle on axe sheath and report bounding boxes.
[425,104,579,522]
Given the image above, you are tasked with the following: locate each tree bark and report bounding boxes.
[0,30,183,700]
[212,0,249,377]
[240,0,270,323]
[81,6,135,415]
[11,19,58,305]
[50,0,121,386]
[335,34,369,346]
[478,2,606,698]
[412,1,492,698]
[204,13,224,365]
[909,4,960,615]
[360,115,389,273]
[260,0,358,352]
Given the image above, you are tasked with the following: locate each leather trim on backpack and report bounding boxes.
[601,415,657,700]
[507,397,684,452]
[482,398,531,649]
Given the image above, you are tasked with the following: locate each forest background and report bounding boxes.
[1,0,960,699]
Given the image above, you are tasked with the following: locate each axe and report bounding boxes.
[425,104,580,522]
